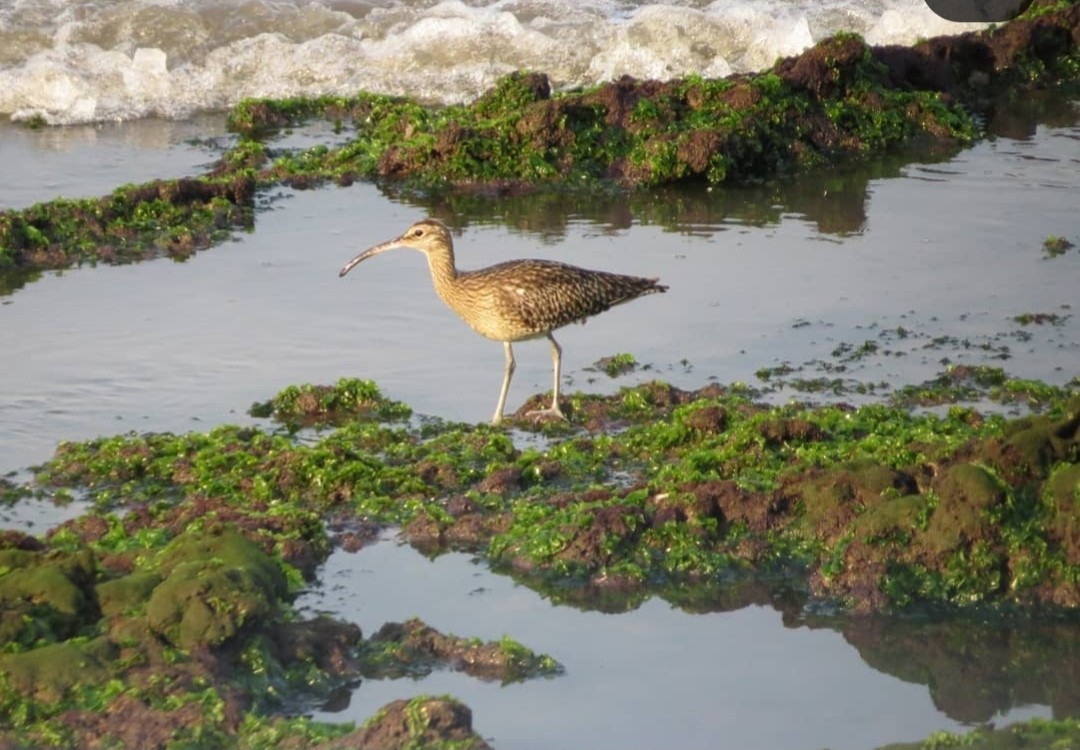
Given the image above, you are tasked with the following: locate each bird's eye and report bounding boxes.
[413,228,424,237]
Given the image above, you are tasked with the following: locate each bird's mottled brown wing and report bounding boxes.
[478,259,665,337]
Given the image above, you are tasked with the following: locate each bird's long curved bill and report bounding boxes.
[338,239,399,277]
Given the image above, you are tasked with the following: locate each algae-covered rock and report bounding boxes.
[1004,416,1063,475]
[362,618,561,683]
[852,494,928,545]
[0,547,98,644]
[925,463,1007,555]
[796,461,917,540]
[325,695,492,750]
[0,175,255,273]
[269,616,363,678]
[1045,463,1080,567]
[0,637,116,702]
[145,528,286,650]
[999,407,1080,478]
[250,378,412,429]
[95,570,164,617]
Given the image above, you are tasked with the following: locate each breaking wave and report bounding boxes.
[0,0,989,125]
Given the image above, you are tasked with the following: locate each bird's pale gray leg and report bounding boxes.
[493,341,515,425]
[526,333,568,422]
[549,334,564,412]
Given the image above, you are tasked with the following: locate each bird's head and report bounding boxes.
[339,219,453,277]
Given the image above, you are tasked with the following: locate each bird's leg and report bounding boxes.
[492,341,516,425]
[527,333,568,422]
[548,334,564,414]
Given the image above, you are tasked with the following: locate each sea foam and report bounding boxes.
[0,0,989,125]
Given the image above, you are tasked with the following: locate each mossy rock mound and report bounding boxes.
[0,175,255,272]
[250,377,412,429]
[145,528,287,650]
[791,401,1080,611]
[793,461,918,541]
[362,618,561,683]
[95,569,164,618]
[0,547,99,646]
[0,637,116,702]
[996,409,1080,479]
[1046,464,1080,567]
[851,494,928,546]
[924,463,1008,556]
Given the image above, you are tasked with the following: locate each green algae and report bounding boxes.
[1043,234,1075,257]
[591,352,640,378]
[0,505,359,747]
[0,175,254,273]
[360,618,561,684]
[2,396,577,747]
[249,377,413,430]
[95,570,163,618]
[0,547,98,650]
[145,529,287,650]
[889,366,1071,409]
[4,374,1080,746]
[225,39,982,192]
[1013,312,1068,325]
[220,0,1079,194]
[876,717,1080,750]
[349,694,491,750]
[0,638,116,703]
[31,377,1079,614]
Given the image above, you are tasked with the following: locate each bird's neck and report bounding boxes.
[425,247,459,299]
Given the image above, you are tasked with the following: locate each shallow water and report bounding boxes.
[296,534,1056,750]
[1,96,1079,749]
[0,115,228,210]
[2,100,1079,473]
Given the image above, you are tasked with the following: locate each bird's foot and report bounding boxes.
[525,404,567,423]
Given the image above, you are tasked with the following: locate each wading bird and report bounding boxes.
[339,219,667,425]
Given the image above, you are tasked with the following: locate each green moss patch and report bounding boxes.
[249,378,412,430]
[0,638,116,703]
[144,529,287,650]
[0,176,254,273]
[31,379,1080,615]
[875,717,1080,750]
[0,546,99,649]
[361,618,561,684]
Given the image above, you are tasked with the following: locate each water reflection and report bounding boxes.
[301,538,1068,748]
[527,564,1080,725]
[984,89,1080,141]
[398,539,1077,726]
[3,90,1076,303]
[375,142,963,242]
[0,267,41,297]
[365,90,1076,240]
[823,615,1080,723]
